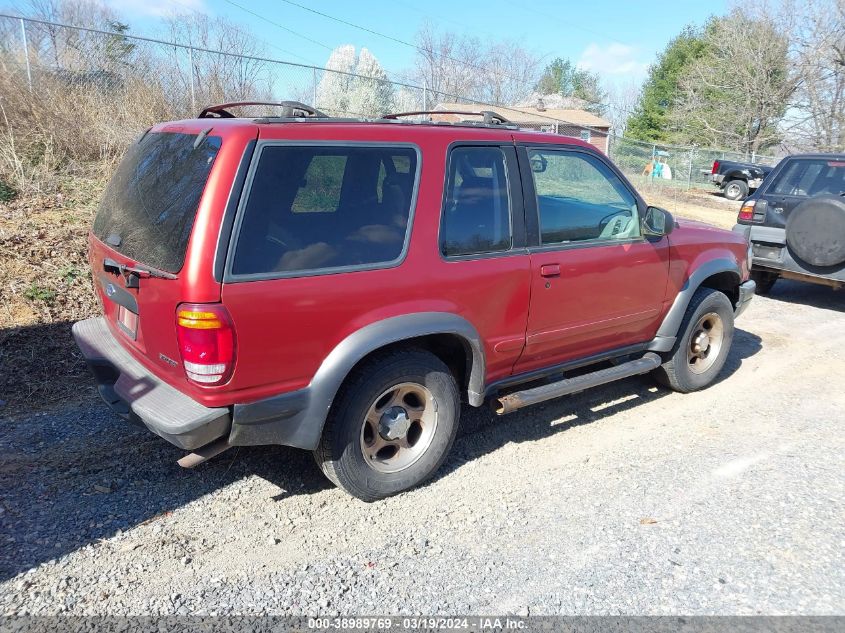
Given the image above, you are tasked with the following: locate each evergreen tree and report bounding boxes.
[625,27,708,141]
[535,58,606,114]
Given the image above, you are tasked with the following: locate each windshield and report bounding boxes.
[93,131,222,273]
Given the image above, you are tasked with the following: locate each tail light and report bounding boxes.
[738,200,766,223]
[176,304,236,386]
[712,160,720,174]
[738,201,755,221]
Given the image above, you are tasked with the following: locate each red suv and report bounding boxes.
[73,102,755,501]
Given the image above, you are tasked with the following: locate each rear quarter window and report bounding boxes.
[93,131,221,273]
[229,144,419,278]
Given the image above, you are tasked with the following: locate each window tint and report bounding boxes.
[291,155,346,212]
[441,147,512,257]
[529,149,640,245]
[771,159,845,197]
[93,132,221,273]
[231,145,418,276]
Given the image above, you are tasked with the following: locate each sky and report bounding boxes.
[104,0,731,87]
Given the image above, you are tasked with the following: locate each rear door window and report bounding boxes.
[230,144,419,277]
[440,146,513,257]
[93,131,222,273]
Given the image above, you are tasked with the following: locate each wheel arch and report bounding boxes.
[724,170,750,182]
[230,313,485,450]
[649,258,741,353]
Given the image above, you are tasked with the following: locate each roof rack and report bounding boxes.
[198,101,328,119]
[383,110,512,126]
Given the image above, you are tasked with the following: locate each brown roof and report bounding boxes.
[434,102,610,129]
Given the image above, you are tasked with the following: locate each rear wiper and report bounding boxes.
[104,258,177,286]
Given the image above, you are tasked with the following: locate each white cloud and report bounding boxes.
[104,0,207,18]
[577,43,649,78]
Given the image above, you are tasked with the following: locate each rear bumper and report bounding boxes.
[736,224,845,284]
[711,173,725,184]
[72,317,230,450]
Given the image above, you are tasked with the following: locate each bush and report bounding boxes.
[0,177,15,202]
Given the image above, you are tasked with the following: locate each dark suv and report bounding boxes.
[734,153,845,293]
[73,102,755,501]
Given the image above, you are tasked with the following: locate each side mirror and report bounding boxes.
[643,206,675,237]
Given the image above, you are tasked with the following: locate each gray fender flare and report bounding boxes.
[648,258,741,353]
[231,312,485,450]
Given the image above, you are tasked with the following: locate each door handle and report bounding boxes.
[540,264,561,278]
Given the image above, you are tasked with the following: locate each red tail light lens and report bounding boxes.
[738,201,755,221]
[712,160,720,174]
[176,304,236,386]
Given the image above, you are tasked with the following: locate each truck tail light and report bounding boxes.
[176,304,236,386]
[712,160,720,174]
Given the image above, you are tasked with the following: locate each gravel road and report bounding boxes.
[1,280,843,616]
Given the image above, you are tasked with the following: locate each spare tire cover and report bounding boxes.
[786,196,845,267]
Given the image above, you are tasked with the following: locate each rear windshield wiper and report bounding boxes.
[104,257,177,283]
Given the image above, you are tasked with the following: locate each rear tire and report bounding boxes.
[655,287,735,393]
[314,349,460,502]
[750,269,778,295]
[723,179,749,201]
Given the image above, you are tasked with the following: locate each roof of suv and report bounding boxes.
[162,100,602,149]
[780,153,845,160]
[155,115,599,151]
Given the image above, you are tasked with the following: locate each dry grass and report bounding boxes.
[0,70,171,198]
[640,183,741,230]
[0,69,172,412]
[0,174,104,412]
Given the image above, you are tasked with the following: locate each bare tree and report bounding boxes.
[670,8,797,155]
[410,23,483,105]
[407,23,541,108]
[477,40,541,105]
[779,0,845,151]
[14,0,123,70]
[166,13,270,108]
[604,81,641,136]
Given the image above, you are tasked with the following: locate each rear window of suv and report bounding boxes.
[770,159,845,197]
[230,144,419,278]
[93,131,221,273]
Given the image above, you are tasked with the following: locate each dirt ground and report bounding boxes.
[2,176,844,615]
[643,184,741,230]
[1,278,844,616]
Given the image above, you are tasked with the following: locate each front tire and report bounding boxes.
[314,349,460,501]
[655,288,735,393]
[723,179,749,201]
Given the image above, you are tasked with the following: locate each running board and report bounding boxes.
[494,352,662,415]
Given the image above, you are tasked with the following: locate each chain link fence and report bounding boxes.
[608,134,779,192]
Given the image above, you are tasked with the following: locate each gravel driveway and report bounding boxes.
[1,280,843,616]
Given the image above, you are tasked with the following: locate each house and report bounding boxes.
[432,101,612,154]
